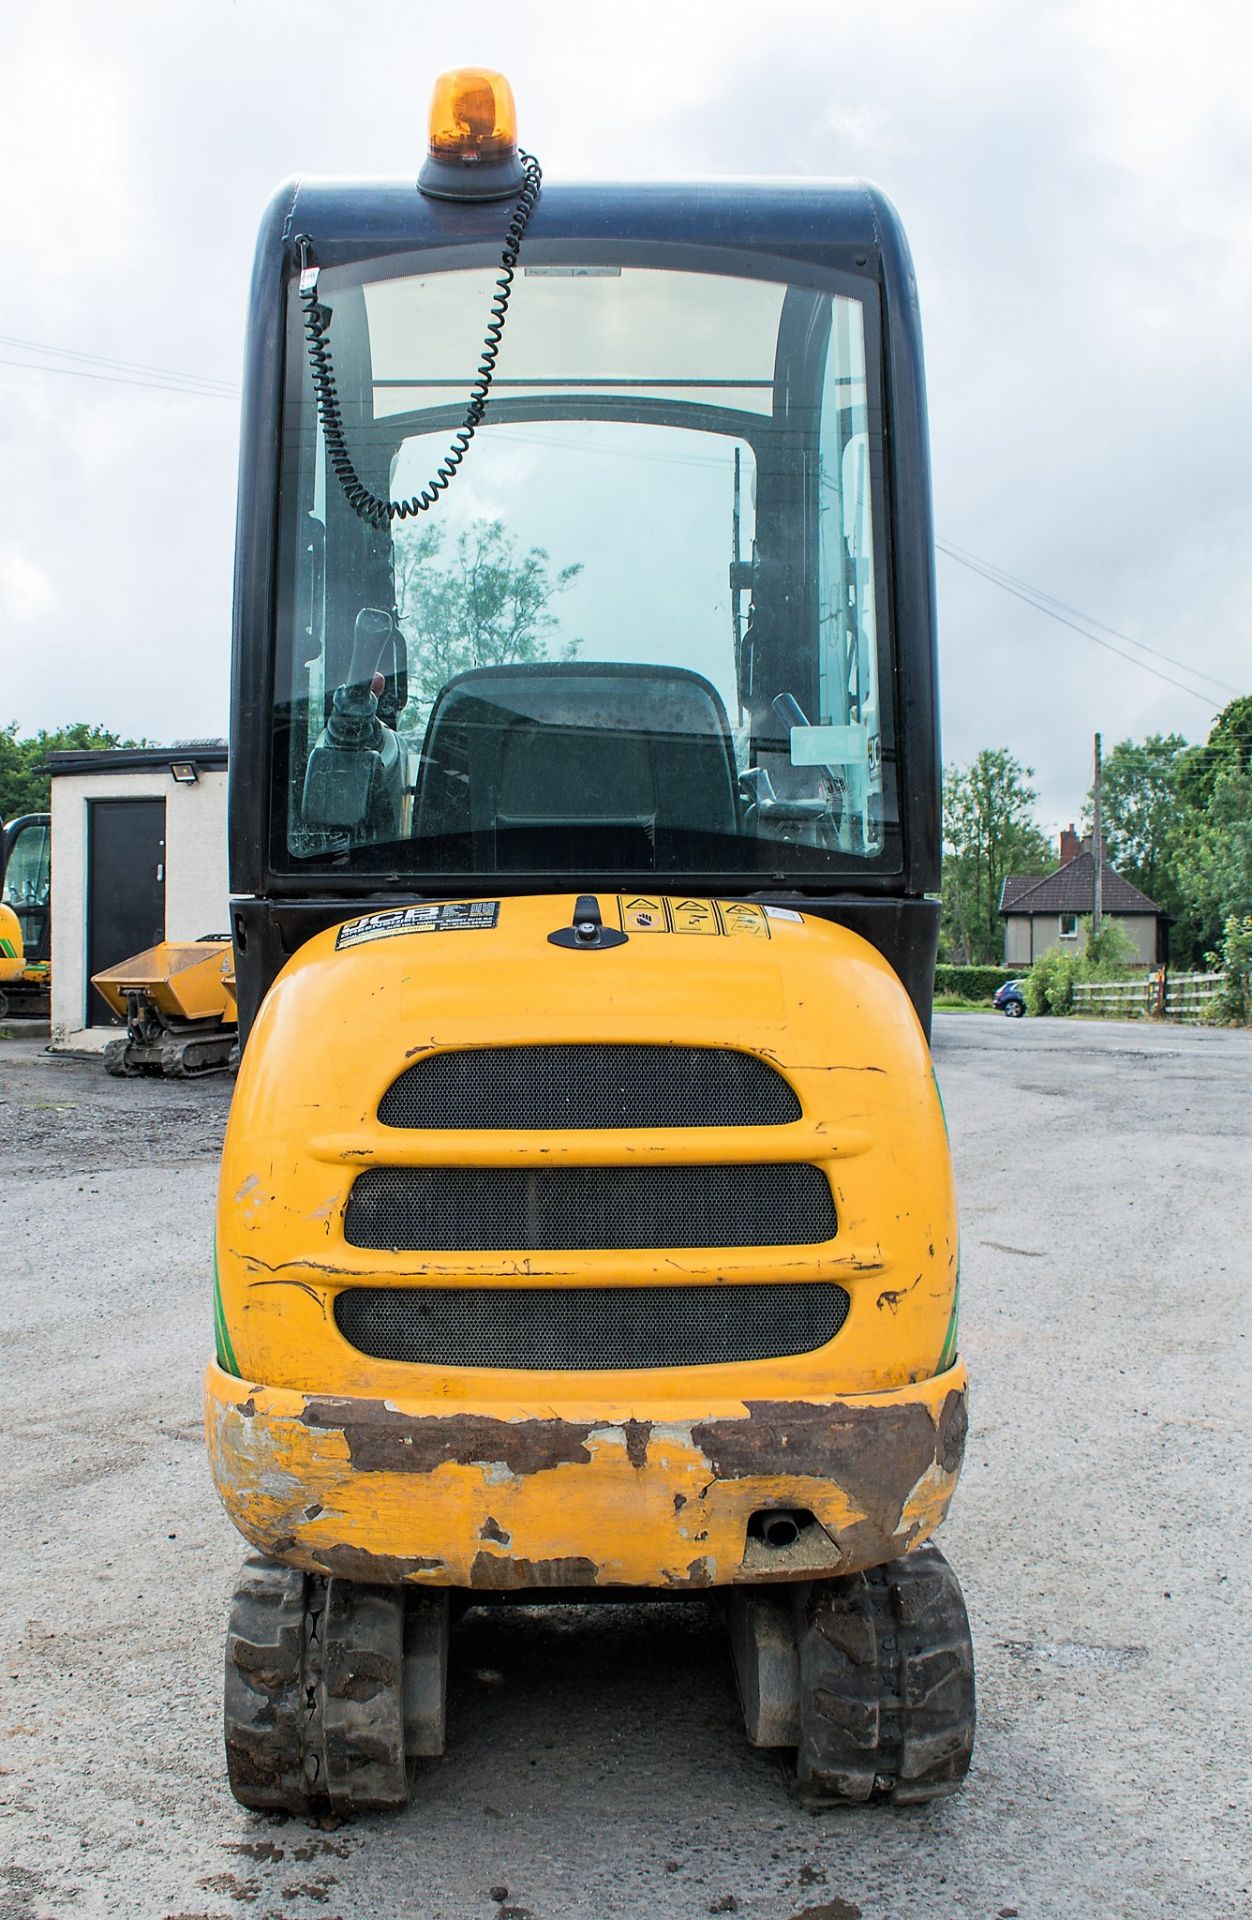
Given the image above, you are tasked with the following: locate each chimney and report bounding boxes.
[1059,823,1082,865]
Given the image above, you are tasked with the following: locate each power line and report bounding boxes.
[0,335,1245,713]
[0,334,238,399]
[939,537,1239,698]
[0,333,238,393]
[0,355,238,400]
[937,540,1223,707]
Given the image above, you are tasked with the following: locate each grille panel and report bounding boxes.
[343,1163,837,1251]
[379,1044,802,1130]
[334,1282,850,1370]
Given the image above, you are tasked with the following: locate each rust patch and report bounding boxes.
[306,1545,445,1584]
[936,1387,967,1474]
[621,1418,652,1469]
[479,1516,511,1545]
[692,1393,967,1559]
[661,1555,715,1588]
[299,1399,594,1476]
[469,1550,600,1590]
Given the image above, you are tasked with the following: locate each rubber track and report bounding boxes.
[102,1038,140,1078]
[319,1579,408,1813]
[796,1543,975,1805]
[223,1555,408,1814]
[165,1035,235,1077]
[224,1554,316,1812]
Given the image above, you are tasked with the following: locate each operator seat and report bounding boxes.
[413,661,739,869]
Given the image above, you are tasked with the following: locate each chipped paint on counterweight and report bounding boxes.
[205,1360,966,1590]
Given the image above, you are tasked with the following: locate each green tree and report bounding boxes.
[942,749,1052,965]
[1205,914,1252,1026]
[1086,732,1189,903]
[1084,731,1195,962]
[0,722,141,820]
[1173,764,1252,952]
[1175,695,1252,812]
[1024,944,1081,1016]
[394,518,582,726]
[1024,919,1140,1017]
[1083,918,1139,976]
[1168,699,1252,957]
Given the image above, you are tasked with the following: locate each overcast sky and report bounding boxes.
[2,0,1248,836]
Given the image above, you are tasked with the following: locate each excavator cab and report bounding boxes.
[209,71,973,1816]
[0,813,51,1016]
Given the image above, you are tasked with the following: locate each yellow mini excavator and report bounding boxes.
[207,70,973,1815]
[0,899,23,1016]
[0,814,51,1017]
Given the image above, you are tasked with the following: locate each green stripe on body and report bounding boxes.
[932,1064,960,1372]
[937,1276,960,1372]
[213,1242,240,1376]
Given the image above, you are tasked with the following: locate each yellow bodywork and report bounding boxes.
[220,955,238,1022]
[0,903,22,986]
[206,894,964,1590]
[92,939,237,1025]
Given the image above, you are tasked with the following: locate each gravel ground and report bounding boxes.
[1,1013,1249,1920]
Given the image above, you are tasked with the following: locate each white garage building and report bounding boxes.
[46,741,229,1052]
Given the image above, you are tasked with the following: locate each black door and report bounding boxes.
[86,798,166,1024]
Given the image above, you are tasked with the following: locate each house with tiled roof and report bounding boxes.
[999,825,1168,969]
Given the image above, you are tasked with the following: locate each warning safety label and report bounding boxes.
[614,896,773,939]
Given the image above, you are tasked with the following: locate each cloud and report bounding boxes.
[0,0,1247,826]
[1,551,59,623]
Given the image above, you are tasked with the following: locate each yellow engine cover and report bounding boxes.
[207,894,963,1590]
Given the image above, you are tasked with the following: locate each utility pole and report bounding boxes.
[1092,731,1103,939]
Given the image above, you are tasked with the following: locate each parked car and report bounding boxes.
[993,979,1027,1018]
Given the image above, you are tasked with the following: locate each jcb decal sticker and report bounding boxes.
[336,902,500,949]
[614,896,772,939]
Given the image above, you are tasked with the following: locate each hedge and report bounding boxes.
[933,963,1023,1002]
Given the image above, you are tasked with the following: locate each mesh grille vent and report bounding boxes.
[334,1282,850,1370]
[378,1045,802,1130]
[343,1163,837,1252]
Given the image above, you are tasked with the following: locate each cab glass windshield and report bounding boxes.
[272,254,899,881]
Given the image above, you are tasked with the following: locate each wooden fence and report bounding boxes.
[1070,972,1223,1021]
[1164,972,1224,1020]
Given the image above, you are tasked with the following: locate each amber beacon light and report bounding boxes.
[418,68,525,201]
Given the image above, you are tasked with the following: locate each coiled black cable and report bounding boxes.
[295,151,542,531]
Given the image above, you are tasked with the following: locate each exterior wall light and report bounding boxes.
[170,762,199,785]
